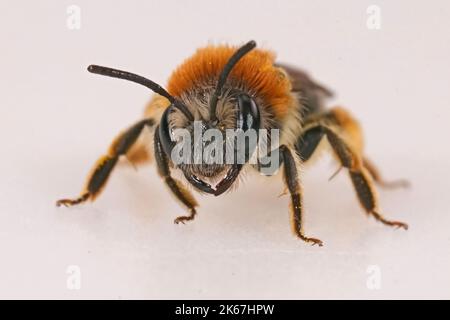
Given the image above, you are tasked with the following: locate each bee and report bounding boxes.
[57,40,408,246]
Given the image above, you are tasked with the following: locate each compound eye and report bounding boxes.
[158,106,176,156]
[234,94,261,163]
[237,94,260,132]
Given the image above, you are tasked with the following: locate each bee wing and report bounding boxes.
[276,63,333,115]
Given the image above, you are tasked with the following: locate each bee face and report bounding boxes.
[166,88,257,181]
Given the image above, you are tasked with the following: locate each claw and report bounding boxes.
[174,209,197,225]
[56,193,89,207]
[392,221,409,230]
[306,237,324,247]
[56,199,71,207]
[372,211,408,230]
[174,217,188,225]
[299,234,324,247]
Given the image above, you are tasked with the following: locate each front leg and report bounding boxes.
[154,128,198,224]
[56,118,154,207]
[280,145,324,246]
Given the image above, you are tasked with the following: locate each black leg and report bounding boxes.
[296,120,408,230]
[349,170,407,228]
[56,119,154,206]
[324,127,407,229]
[296,126,325,161]
[154,128,199,224]
[280,146,324,246]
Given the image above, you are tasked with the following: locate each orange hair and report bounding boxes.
[166,44,293,119]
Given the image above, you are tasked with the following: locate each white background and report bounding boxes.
[0,0,449,299]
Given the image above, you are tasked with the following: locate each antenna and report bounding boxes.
[209,40,257,121]
[87,65,194,121]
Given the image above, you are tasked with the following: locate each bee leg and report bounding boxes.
[324,126,408,229]
[348,169,408,229]
[56,119,154,207]
[296,125,326,162]
[154,128,198,225]
[363,157,410,189]
[280,145,324,246]
[296,120,408,230]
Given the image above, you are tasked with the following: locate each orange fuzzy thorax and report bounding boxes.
[166,44,293,119]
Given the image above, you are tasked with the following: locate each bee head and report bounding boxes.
[87,40,259,195]
[159,41,260,192]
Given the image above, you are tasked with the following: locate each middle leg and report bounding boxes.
[296,109,408,229]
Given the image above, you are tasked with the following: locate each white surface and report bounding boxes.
[1,0,449,299]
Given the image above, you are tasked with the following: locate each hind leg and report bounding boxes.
[296,108,408,229]
[56,118,154,206]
